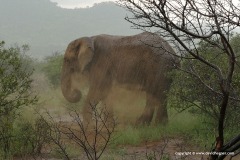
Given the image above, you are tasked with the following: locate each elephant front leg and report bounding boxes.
[82,84,112,126]
[81,88,102,126]
[82,100,97,127]
[82,97,114,128]
[136,94,156,125]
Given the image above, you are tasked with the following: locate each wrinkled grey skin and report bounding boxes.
[61,32,178,125]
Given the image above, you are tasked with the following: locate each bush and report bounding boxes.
[0,41,37,158]
[42,52,63,88]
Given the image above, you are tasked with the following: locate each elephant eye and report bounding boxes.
[74,44,81,54]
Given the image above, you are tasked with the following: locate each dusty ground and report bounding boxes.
[120,139,240,160]
[67,138,239,160]
[111,138,208,160]
[34,108,239,160]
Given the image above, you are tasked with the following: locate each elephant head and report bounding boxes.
[61,37,94,103]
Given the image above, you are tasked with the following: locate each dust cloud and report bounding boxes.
[106,85,146,125]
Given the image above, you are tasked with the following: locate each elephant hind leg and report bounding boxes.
[136,94,158,125]
[155,94,168,125]
[155,105,168,124]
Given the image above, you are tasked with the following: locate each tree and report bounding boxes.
[118,0,240,158]
[169,34,240,129]
[42,52,63,88]
[0,41,37,158]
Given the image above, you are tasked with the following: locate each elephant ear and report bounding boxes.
[78,37,94,73]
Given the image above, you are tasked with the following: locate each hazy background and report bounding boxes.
[50,0,117,8]
[0,0,138,59]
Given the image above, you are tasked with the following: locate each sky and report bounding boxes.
[50,0,116,8]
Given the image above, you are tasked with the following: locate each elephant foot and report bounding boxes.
[155,116,168,125]
[135,115,152,126]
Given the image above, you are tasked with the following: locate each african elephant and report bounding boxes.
[61,32,178,125]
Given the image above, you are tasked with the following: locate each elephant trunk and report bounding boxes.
[61,72,82,103]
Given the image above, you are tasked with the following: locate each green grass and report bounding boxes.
[111,109,239,152]
[111,110,213,149]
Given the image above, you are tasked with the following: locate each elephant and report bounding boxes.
[61,32,178,125]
